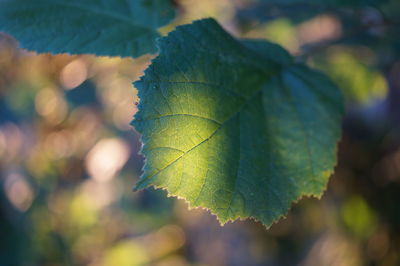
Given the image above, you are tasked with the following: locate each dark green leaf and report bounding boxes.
[0,0,175,57]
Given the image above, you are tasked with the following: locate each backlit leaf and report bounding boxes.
[132,18,344,226]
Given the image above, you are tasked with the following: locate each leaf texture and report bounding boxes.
[0,0,175,57]
[132,18,344,226]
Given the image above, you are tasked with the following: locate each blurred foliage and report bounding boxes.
[0,0,400,265]
[313,47,388,105]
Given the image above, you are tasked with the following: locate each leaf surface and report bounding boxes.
[132,18,344,226]
[0,0,175,57]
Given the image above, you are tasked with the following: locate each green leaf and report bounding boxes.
[132,18,344,226]
[0,0,175,57]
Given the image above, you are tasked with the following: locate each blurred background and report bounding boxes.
[1,0,400,265]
